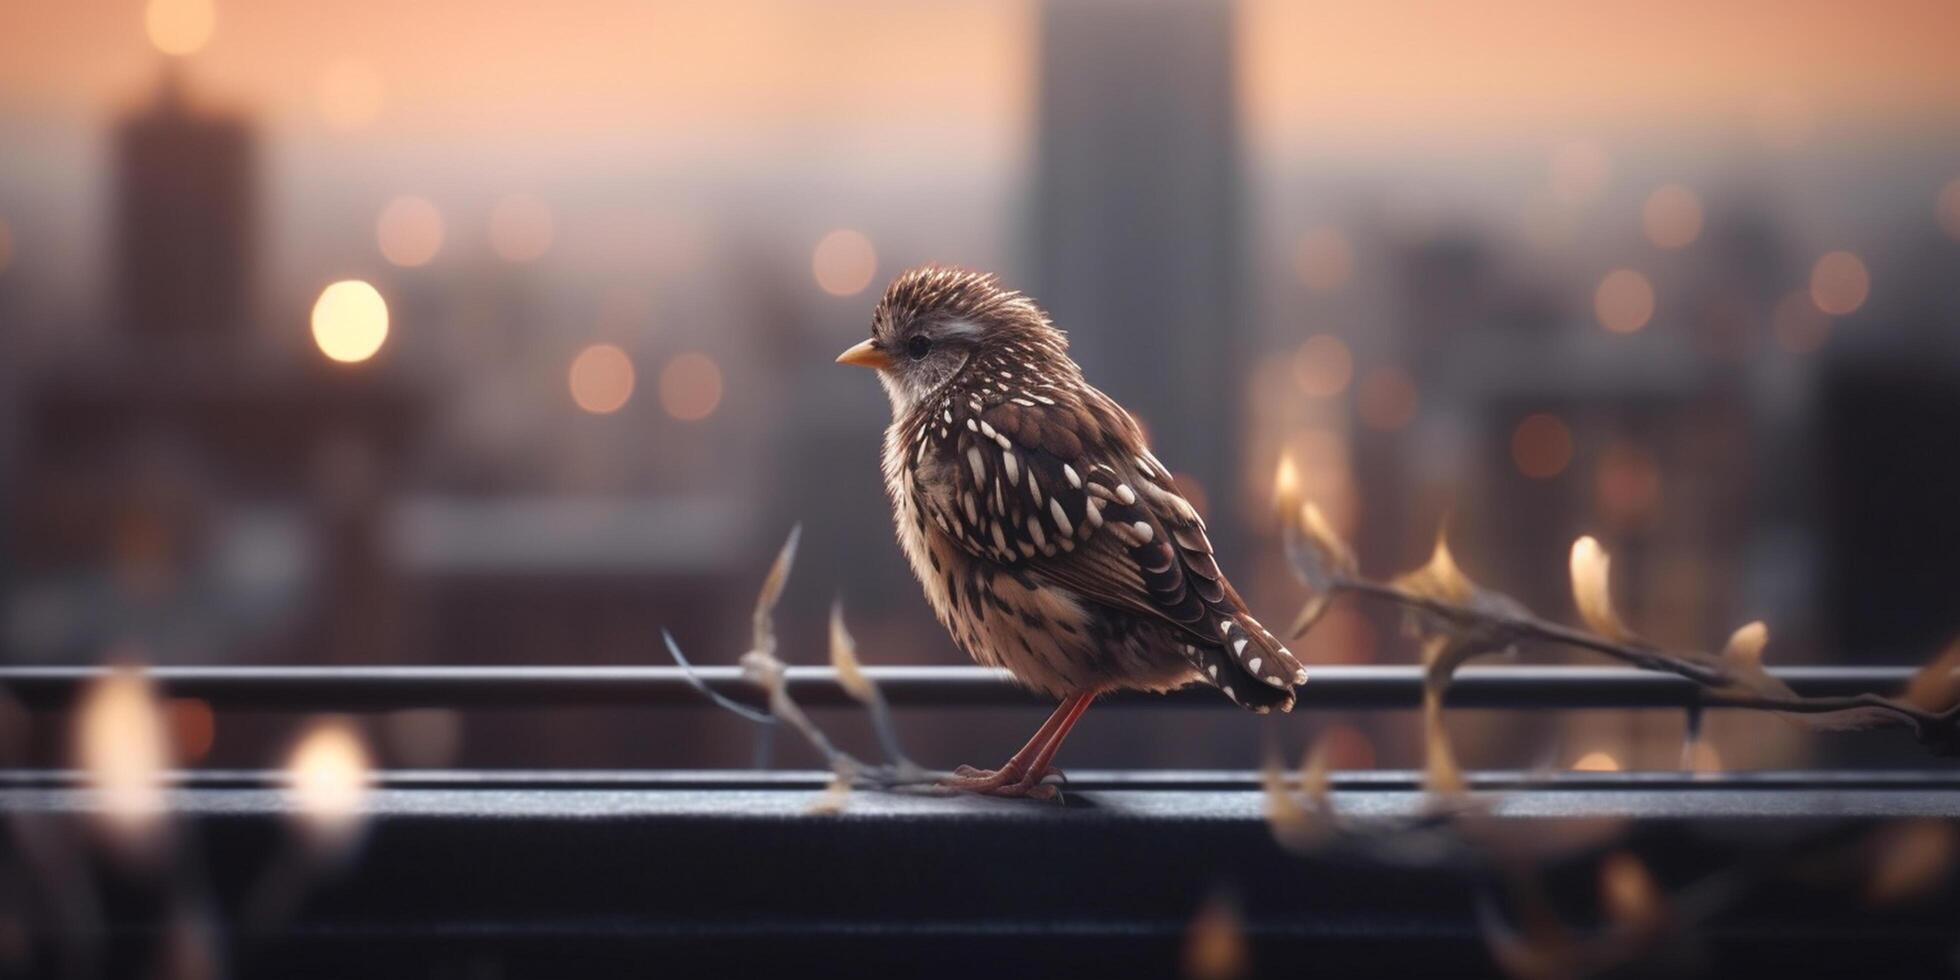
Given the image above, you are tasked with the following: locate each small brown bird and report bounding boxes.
[838,267,1305,797]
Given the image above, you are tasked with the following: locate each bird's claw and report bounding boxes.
[934,764,1060,800]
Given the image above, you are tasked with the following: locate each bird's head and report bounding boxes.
[837,266,1064,416]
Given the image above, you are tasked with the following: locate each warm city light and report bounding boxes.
[659,352,724,421]
[1940,178,1960,241]
[1596,442,1662,527]
[375,196,444,267]
[489,194,555,263]
[1295,226,1354,292]
[310,279,390,363]
[1572,751,1623,772]
[1511,413,1573,479]
[286,716,373,846]
[167,698,216,764]
[75,665,172,843]
[317,59,386,131]
[1773,290,1831,354]
[1315,723,1378,771]
[812,229,877,296]
[1355,366,1419,432]
[1292,334,1353,398]
[569,343,636,415]
[1549,140,1611,205]
[144,0,215,57]
[1641,184,1703,249]
[1809,251,1869,315]
[1594,268,1655,333]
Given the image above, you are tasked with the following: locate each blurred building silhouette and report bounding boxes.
[1368,219,1770,655]
[1033,0,1247,553]
[115,68,255,351]
[9,69,424,667]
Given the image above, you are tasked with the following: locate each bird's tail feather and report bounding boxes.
[1188,640,1296,714]
[1190,613,1305,714]
[1222,614,1307,690]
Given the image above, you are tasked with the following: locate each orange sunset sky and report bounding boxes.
[2,0,1957,159]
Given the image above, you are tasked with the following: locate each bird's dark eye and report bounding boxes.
[906,336,932,361]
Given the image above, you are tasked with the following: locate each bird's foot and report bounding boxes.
[936,764,1060,800]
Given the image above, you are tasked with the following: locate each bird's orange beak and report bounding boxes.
[835,338,894,371]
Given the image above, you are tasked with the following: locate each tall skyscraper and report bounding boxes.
[1033,0,1246,551]
[114,68,256,349]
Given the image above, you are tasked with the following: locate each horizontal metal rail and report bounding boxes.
[0,663,1919,712]
[8,767,1960,792]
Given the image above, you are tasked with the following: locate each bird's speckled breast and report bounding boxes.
[882,408,1193,699]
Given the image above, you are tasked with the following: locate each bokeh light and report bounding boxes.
[1182,893,1249,980]
[1511,413,1573,479]
[1549,140,1611,205]
[310,280,390,363]
[812,229,877,296]
[1284,427,1355,533]
[1307,605,1378,665]
[1594,268,1655,333]
[375,196,444,267]
[1939,178,1960,241]
[1773,289,1832,354]
[317,60,386,131]
[1641,184,1703,249]
[1809,250,1869,315]
[145,0,214,57]
[568,343,636,415]
[167,698,216,765]
[1355,365,1419,432]
[75,664,171,843]
[1596,442,1662,527]
[1294,226,1354,293]
[659,352,724,421]
[1572,750,1623,772]
[286,716,372,847]
[1314,723,1377,771]
[1292,334,1353,398]
[489,194,555,263]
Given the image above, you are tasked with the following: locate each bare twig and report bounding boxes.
[1280,504,1960,755]
[661,526,941,797]
[660,631,775,725]
[831,602,926,781]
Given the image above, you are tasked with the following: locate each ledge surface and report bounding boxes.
[13,769,1960,979]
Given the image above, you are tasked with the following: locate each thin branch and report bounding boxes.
[1307,571,1955,753]
[660,630,776,726]
[661,527,945,797]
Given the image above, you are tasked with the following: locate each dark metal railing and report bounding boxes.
[0,663,1918,712]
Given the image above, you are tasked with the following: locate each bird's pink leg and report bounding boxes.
[939,692,1096,799]
[945,693,1083,783]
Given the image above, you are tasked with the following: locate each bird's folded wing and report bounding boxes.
[923,388,1301,693]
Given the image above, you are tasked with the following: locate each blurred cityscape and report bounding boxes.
[2,0,1959,772]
